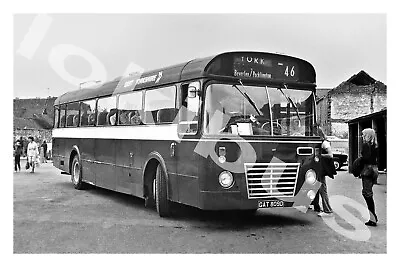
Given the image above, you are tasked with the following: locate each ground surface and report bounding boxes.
[14,161,387,253]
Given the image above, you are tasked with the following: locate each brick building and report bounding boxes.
[316,71,386,138]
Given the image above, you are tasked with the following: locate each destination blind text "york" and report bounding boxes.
[236,56,273,66]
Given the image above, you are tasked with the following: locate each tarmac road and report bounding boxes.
[13,160,387,253]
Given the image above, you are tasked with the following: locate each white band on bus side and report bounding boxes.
[52,124,180,141]
[53,126,323,144]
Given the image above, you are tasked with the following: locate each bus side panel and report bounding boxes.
[141,140,179,203]
[160,140,180,203]
[80,137,96,185]
[52,137,62,171]
[95,139,116,191]
[53,137,68,173]
[115,139,143,197]
[64,138,80,172]
[175,140,200,208]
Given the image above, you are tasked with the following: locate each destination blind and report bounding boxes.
[205,52,314,83]
[232,55,299,82]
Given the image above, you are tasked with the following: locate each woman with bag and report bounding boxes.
[360,128,379,226]
[27,136,39,173]
[311,126,336,217]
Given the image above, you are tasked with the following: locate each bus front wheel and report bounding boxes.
[155,164,171,217]
[71,155,86,190]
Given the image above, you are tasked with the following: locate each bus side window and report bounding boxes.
[54,107,59,128]
[144,86,176,125]
[97,96,117,126]
[80,99,96,127]
[178,81,200,134]
[66,102,80,127]
[118,91,143,126]
[59,105,66,128]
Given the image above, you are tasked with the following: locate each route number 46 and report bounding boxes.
[284,66,296,77]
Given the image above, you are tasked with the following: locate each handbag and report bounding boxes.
[351,157,363,177]
[25,161,30,170]
[321,157,337,178]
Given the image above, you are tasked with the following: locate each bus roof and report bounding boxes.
[54,51,315,105]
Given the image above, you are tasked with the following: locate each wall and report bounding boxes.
[316,96,330,134]
[317,80,387,138]
[372,94,387,113]
[14,128,52,143]
[331,93,371,120]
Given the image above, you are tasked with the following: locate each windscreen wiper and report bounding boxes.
[232,80,262,116]
[278,84,301,125]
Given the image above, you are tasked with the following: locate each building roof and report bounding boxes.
[347,70,376,86]
[347,108,387,124]
[326,70,386,96]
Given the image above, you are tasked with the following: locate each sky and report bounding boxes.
[13,13,386,98]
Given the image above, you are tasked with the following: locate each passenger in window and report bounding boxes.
[130,110,142,125]
[80,113,88,126]
[60,115,66,127]
[67,115,74,126]
[73,115,79,127]
[97,111,108,125]
[107,109,117,126]
[260,104,271,120]
[88,114,95,125]
[118,110,129,125]
[109,113,116,125]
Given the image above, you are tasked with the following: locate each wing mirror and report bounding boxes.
[188,82,201,98]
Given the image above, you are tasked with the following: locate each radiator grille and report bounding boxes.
[244,162,300,199]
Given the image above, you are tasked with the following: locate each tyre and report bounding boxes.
[155,164,171,217]
[333,159,341,171]
[71,155,86,190]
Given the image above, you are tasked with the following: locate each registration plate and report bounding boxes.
[258,200,285,208]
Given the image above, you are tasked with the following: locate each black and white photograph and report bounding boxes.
[7,1,395,259]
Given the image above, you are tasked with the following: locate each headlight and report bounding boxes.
[314,156,320,162]
[218,171,234,189]
[218,155,226,163]
[305,169,317,185]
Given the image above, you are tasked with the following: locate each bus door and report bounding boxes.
[175,81,201,206]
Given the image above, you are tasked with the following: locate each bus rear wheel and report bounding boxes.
[155,164,171,217]
[71,155,86,190]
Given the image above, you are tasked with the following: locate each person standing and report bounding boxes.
[19,136,26,157]
[41,140,48,163]
[14,140,23,172]
[360,128,379,226]
[27,136,39,173]
[311,126,336,217]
